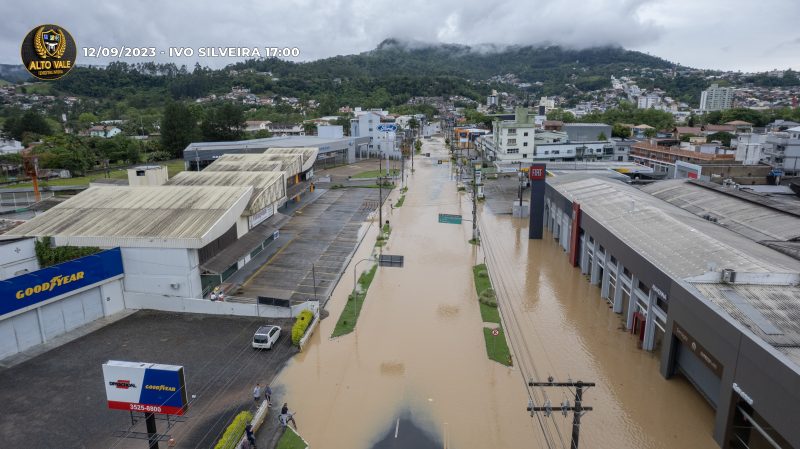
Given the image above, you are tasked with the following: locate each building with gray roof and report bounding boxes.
[543,174,800,448]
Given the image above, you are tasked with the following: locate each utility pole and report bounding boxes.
[527,377,595,449]
[378,153,383,228]
[472,163,478,241]
[517,161,523,207]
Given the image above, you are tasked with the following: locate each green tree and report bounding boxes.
[611,124,631,138]
[414,139,422,154]
[597,132,608,141]
[303,122,317,135]
[644,128,657,138]
[33,135,95,176]
[77,112,99,129]
[334,115,351,136]
[200,103,245,142]
[706,131,734,147]
[546,109,576,123]
[161,102,198,158]
[2,109,53,141]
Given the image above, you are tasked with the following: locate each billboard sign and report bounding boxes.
[1,248,123,318]
[102,361,188,415]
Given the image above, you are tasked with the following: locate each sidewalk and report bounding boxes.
[254,401,289,449]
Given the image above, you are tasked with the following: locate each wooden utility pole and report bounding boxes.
[527,377,595,449]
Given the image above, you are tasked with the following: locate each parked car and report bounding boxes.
[252,325,281,349]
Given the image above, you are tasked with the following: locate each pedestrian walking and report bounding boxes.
[279,403,298,430]
[252,383,261,403]
[245,424,256,448]
[264,384,272,407]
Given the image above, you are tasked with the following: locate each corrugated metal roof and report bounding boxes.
[6,186,252,248]
[203,155,285,174]
[263,147,318,172]
[691,283,800,367]
[551,177,800,279]
[641,179,800,242]
[204,153,302,177]
[167,171,286,215]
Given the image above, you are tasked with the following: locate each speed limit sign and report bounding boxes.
[491,328,500,336]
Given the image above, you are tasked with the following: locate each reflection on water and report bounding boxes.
[273,137,716,449]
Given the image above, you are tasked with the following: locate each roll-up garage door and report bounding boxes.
[60,288,103,331]
[676,342,721,409]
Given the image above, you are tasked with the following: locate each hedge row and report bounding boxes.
[213,410,253,449]
[291,309,315,345]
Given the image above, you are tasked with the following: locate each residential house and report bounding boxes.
[88,125,122,139]
[244,120,271,133]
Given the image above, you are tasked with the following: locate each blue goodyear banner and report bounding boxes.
[0,247,123,317]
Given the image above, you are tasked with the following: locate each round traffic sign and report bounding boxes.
[491,328,500,336]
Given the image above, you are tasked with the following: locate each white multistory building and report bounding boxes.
[350,109,400,159]
[700,83,734,112]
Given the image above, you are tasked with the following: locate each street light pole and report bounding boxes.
[378,153,383,228]
[352,257,375,326]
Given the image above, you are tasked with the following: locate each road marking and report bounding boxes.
[394,418,399,438]
[241,236,297,288]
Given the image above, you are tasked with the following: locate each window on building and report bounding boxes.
[507,129,517,135]
[567,149,573,154]
[618,156,623,161]
[508,139,517,145]
[523,132,529,136]
[553,150,560,155]
[544,151,549,155]
[522,154,527,158]
[507,148,519,154]
[523,142,528,146]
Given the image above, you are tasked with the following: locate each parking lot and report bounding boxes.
[239,187,379,304]
[0,310,295,449]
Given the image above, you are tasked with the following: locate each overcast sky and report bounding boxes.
[4,0,799,73]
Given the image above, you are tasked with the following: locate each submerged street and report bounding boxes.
[271,136,717,448]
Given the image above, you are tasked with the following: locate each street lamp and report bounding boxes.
[352,257,376,326]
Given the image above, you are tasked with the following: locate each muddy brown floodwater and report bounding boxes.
[273,137,717,449]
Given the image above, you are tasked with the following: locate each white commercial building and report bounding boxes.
[8,148,317,303]
[350,110,401,159]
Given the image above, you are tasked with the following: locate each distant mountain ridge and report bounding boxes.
[1,40,709,106]
[0,64,31,83]
[235,38,677,84]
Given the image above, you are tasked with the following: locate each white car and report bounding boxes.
[252,325,281,349]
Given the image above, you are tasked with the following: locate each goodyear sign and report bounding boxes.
[102,360,189,415]
[1,248,123,317]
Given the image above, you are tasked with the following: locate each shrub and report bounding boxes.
[35,236,101,268]
[145,150,173,162]
[291,309,315,345]
[479,288,497,307]
[213,411,253,449]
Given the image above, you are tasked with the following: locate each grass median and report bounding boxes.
[483,327,512,366]
[332,264,378,337]
[474,264,512,366]
[351,168,400,179]
[276,427,306,449]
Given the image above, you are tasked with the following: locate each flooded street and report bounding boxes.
[273,136,716,449]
